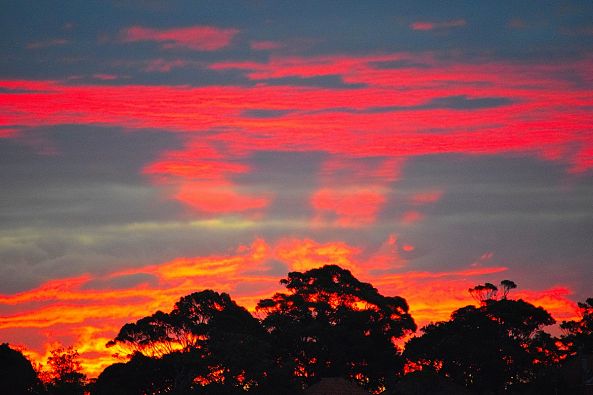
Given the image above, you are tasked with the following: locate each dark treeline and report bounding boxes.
[2,265,592,394]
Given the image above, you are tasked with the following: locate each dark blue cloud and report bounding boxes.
[1,1,592,84]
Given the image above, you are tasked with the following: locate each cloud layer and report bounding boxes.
[1,1,592,377]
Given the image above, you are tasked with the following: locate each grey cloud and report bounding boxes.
[241,109,293,118]
[0,125,183,227]
[306,95,514,115]
[260,74,366,89]
[422,95,513,110]
[378,154,593,300]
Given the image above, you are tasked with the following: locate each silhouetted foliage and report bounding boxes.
[256,265,416,393]
[74,268,591,394]
[391,367,470,395]
[405,281,555,393]
[559,298,593,390]
[0,343,44,394]
[500,280,517,299]
[561,297,593,354]
[93,351,177,395]
[44,346,87,395]
[469,280,518,304]
[468,281,499,303]
[105,290,276,393]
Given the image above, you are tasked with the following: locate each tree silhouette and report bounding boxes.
[105,290,273,393]
[256,265,416,392]
[405,281,555,393]
[560,297,593,389]
[44,346,87,395]
[0,343,44,394]
[468,282,498,304]
[93,352,176,395]
[499,280,517,300]
[88,269,581,394]
[561,297,593,354]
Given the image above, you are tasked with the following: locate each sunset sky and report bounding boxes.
[1,1,593,376]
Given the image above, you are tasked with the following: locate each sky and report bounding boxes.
[1,0,593,376]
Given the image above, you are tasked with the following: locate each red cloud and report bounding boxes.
[176,181,270,214]
[311,157,402,227]
[143,142,271,214]
[311,187,387,227]
[1,53,592,217]
[121,25,238,51]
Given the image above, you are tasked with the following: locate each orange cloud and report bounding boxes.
[121,25,239,51]
[0,238,580,378]
[365,234,408,271]
[274,238,361,274]
[515,288,581,323]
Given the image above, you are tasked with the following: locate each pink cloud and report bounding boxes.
[410,19,466,31]
[409,190,444,205]
[401,211,424,224]
[26,38,68,49]
[250,40,283,51]
[144,59,188,72]
[0,128,18,138]
[121,25,239,51]
[92,74,118,81]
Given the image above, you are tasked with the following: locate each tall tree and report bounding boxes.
[405,281,555,393]
[560,297,593,389]
[561,297,593,354]
[44,347,87,395]
[105,290,273,393]
[256,265,416,393]
[0,343,44,394]
[93,352,177,395]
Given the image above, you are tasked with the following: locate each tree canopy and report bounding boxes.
[256,265,416,392]
[0,343,44,395]
[3,267,590,394]
[405,281,556,393]
[104,290,273,393]
[561,297,593,354]
[43,346,87,395]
